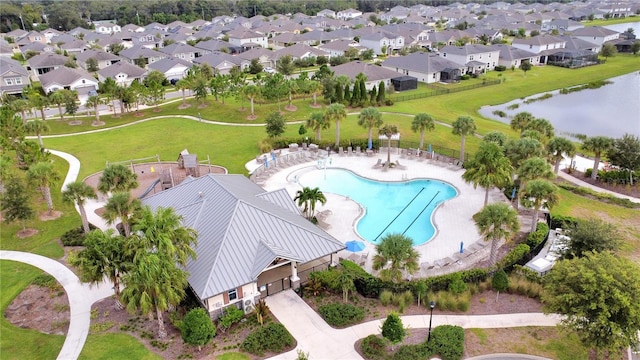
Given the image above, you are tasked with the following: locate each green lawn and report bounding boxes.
[79,334,162,360]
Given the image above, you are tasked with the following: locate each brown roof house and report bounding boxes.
[0,57,30,96]
[97,61,146,86]
[39,67,99,104]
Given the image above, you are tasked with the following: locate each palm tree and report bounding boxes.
[71,229,130,305]
[452,116,477,162]
[324,103,347,147]
[27,91,49,121]
[411,113,435,151]
[547,137,575,174]
[48,90,67,121]
[358,107,383,149]
[240,84,260,117]
[462,142,514,207]
[521,179,559,232]
[85,95,106,125]
[294,187,326,220]
[192,77,209,106]
[62,180,97,233]
[175,78,192,108]
[510,112,534,134]
[10,99,31,124]
[306,112,330,141]
[473,202,520,268]
[309,80,322,107]
[505,138,545,170]
[103,192,141,236]
[378,124,398,166]
[332,268,356,303]
[582,136,614,179]
[372,233,420,282]
[99,77,119,117]
[25,120,50,148]
[98,164,139,195]
[527,118,555,144]
[27,161,60,215]
[516,157,555,199]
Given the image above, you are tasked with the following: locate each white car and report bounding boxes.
[263,67,276,74]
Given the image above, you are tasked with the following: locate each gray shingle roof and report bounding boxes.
[39,67,95,88]
[97,61,146,78]
[0,57,29,77]
[332,60,401,82]
[147,57,192,73]
[27,53,68,68]
[382,52,464,73]
[141,174,344,300]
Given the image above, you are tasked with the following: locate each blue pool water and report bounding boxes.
[299,169,457,245]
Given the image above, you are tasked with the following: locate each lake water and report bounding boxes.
[478,72,640,138]
[604,22,640,34]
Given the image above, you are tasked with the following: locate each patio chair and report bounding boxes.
[394,160,407,170]
[372,158,382,168]
[355,146,361,156]
[347,146,352,155]
[338,146,344,156]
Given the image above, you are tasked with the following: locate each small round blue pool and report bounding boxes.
[299,168,457,245]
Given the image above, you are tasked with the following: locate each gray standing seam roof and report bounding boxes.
[142,174,344,300]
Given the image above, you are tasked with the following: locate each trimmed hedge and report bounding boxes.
[61,224,97,246]
[318,302,364,328]
[218,306,244,332]
[361,335,387,360]
[429,325,465,360]
[497,243,530,269]
[526,222,549,248]
[240,323,294,356]
[549,214,578,230]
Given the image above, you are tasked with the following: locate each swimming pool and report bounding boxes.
[298,168,457,245]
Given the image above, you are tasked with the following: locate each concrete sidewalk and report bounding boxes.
[266,290,561,360]
[0,251,114,360]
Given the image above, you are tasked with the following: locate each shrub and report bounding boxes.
[318,302,364,327]
[381,312,405,344]
[526,222,549,248]
[361,335,387,360]
[61,224,97,246]
[494,65,507,71]
[448,273,468,295]
[379,290,393,306]
[492,269,509,293]
[492,110,507,117]
[181,308,215,349]
[218,306,244,332]
[428,325,465,360]
[549,214,578,230]
[240,323,294,356]
[389,343,430,360]
[258,139,272,153]
[460,74,470,80]
[31,274,59,289]
[497,243,530,268]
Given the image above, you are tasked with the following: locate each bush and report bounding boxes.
[389,343,430,360]
[181,308,215,349]
[61,224,97,246]
[525,222,549,248]
[428,325,465,360]
[448,273,468,294]
[218,306,244,332]
[494,65,507,71]
[549,214,578,230]
[318,302,364,327]
[492,269,509,293]
[361,335,387,360]
[379,290,393,306]
[460,74,471,80]
[381,312,405,344]
[240,323,294,356]
[497,243,530,268]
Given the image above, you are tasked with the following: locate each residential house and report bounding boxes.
[19,42,56,55]
[0,57,30,97]
[97,61,146,86]
[141,174,345,318]
[226,29,268,49]
[439,44,500,74]
[273,44,330,63]
[145,22,170,33]
[130,32,164,49]
[511,35,566,64]
[0,40,15,58]
[317,9,336,18]
[236,48,275,68]
[75,50,122,71]
[381,52,464,83]
[58,39,88,56]
[121,24,146,33]
[93,20,122,35]
[119,46,167,67]
[541,19,584,33]
[359,31,405,55]
[337,8,363,20]
[193,52,248,74]
[318,40,366,58]
[489,44,540,68]
[331,60,402,90]
[27,52,68,77]
[15,31,47,46]
[270,33,305,49]
[39,67,99,104]
[194,39,232,54]
[41,28,64,43]
[146,57,192,82]
[570,26,620,51]
[159,42,203,61]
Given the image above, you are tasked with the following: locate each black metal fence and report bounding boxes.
[391,78,501,102]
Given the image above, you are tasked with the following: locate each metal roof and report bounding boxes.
[142,174,344,300]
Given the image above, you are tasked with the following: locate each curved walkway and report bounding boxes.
[266,290,561,360]
[0,251,114,360]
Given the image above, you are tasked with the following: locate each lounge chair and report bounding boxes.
[373,158,382,168]
[394,160,407,169]
[355,146,361,156]
[338,146,344,156]
[347,146,352,156]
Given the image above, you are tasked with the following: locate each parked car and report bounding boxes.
[263,67,276,74]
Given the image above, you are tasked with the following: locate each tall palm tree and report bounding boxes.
[25,120,50,148]
[473,202,520,268]
[411,113,435,151]
[192,77,209,106]
[27,161,60,214]
[332,268,356,303]
[379,124,399,166]
[510,112,534,134]
[462,142,514,207]
[306,112,330,141]
[582,136,614,179]
[294,187,326,220]
[244,84,260,117]
[27,91,49,121]
[521,179,559,232]
[10,99,31,124]
[505,138,545,170]
[48,90,67,121]
[98,164,139,195]
[372,233,420,282]
[452,116,477,162]
[547,137,575,174]
[175,78,192,108]
[527,118,555,144]
[85,95,106,125]
[71,229,130,306]
[62,180,97,233]
[99,77,119,117]
[324,103,347,147]
[516,157,555,199]
[358,107,383,149]
[309,80,322,107]
[103,192,141,236]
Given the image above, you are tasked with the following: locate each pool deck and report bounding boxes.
[248,149,510,277]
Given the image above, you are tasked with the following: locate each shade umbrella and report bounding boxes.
[368,138,373,150]
[345,240,365,252]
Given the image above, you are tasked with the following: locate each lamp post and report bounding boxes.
[427,300,435,342]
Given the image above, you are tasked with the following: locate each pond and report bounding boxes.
[478,72,640,138]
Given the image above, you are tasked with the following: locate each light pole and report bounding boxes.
[427,300,435,342]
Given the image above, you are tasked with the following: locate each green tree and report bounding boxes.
[565,218,621,259]
[62,180,97,234]
[547,137,575,174]
[452,116,477,162]
[98,164,139,195]
[99,77,119,117]
[192,77,209,106]
[10,98,31,124]
[1,177,34,233]
[376,81,385,105]
[175,78,192,108]
[599,43,617,62]
[505,138,545,169]
[276,55,295,77]
[332,267,356,303]
[516,157,555,199]
[358,107,383,149]
[181,308,215,350]
[26,89,48,121]
[462,141,514,206]
[248,58,263,74]
[582,136,613,179]
[103,192,141,237]
[631,41,640,55]
[308,80,322,107]
[519,60,532,76]
[526,118,555,144]
[411,113,435,150]
[473,202,520,267]
[25,119,50,148]
[294,186,326,220]
[86,57,99,72]
[372,233,420,282]
[483,131,507,147]
[63,89,78,117]
[265,111,286,138]
[85,95,106,125]
[520,179,559,232]
[607,134,640,185]
[27,161,60,214]
[543,252,640,358]
[48,90,67,121]
[492,268,509,300]
[324,103,347,147]
[71,229,130,304]
[381,312,405,345]
[379,124,399,166]
[244,84,260,117]
[306,112,329,141]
